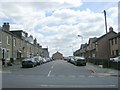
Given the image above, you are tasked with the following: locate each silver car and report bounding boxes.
[74,56,86,66]
[33,56,43,65]
[110,56,120,62]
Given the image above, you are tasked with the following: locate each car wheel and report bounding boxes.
[32,64,34,67]
[75,63,77,66]
[84,63,86,66]
[22,66,24,68]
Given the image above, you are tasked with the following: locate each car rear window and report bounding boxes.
[27,61,32,63]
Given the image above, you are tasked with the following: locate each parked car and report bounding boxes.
[45,58,51,62]
[67,56,74,62]
[22,58,37,68]
[70,57,75,64]
[64,57,69,61]
[74,56,86,66]
[110,56,120,62]
[33,56,43,65]
[49,57,53,61]
[110,57,114,61]
[42,58,47,64]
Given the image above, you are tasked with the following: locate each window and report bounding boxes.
[112,50,114,56]
[13,38,16,46]
[95,42,98,48]
[7,36,10,45]
[92,54,95,58]
[6,49,10,59]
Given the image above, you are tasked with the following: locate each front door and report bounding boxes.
[17,52,21,59]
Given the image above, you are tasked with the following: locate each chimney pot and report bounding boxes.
[109,27,113,32]
[4,22,6,25]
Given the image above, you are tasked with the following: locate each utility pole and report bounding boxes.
[104,10,108,33]
[104,10,109,68]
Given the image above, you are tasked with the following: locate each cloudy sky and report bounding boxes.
[0,0,119,57]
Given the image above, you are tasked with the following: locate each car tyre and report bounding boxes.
[22,65,25,68]
[32,64,34,67]
[75,63,78,66]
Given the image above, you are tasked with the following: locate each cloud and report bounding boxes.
[51,0,82,7]
[10,24,24,30]
[108,7,118,18]
[0,2,118,56]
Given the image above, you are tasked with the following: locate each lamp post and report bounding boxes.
[69,46,74,56]
[77,35,83,57]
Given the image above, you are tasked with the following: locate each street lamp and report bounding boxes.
[77,35,83,43]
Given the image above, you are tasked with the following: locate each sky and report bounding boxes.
[0,0,119,57]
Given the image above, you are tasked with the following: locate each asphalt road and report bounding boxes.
[2,60,119,88]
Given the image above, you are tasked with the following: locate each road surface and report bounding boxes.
[2,60,119,89]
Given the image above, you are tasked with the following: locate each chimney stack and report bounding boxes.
[34,38,37,45]
[109,27,113,32]
[25,32,28,37]
[2,22,10,31]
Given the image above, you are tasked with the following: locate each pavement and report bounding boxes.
[86,63,119,76]
[0,60,21,74]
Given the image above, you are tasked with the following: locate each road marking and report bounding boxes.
[39,84,116,88]
[47,70,51,77]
